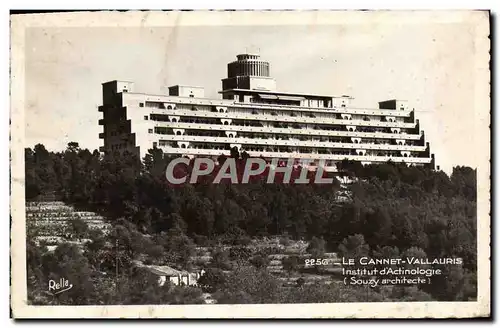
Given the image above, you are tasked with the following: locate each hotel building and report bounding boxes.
[98,54,435,170]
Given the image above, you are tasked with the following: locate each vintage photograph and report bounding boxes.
[10,10,490,318]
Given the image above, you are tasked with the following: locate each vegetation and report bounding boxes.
[25,143,477,304]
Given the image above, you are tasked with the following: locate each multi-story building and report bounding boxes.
[98,54,435,170]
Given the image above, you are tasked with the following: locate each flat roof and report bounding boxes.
[219,88,353,99]
[122,91,411,112]
[168,85,205,89]
[101,80,135,85]
[378,99,408,102]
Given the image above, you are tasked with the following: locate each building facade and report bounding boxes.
[98,54,435,170]
[132,260,205,287]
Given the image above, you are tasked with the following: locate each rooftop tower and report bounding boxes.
[221,54,277,94]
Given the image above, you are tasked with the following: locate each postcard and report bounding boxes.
[10,10,490,318]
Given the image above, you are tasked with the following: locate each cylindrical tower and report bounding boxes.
[221,53,277,92]
[227,54,270,78]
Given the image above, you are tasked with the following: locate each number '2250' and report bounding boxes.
[305,259,331,266]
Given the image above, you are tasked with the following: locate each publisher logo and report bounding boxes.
[48,278,73,295]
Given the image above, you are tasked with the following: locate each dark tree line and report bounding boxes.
[25,143,477,302]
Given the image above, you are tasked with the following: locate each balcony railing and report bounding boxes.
[148,109,417,129]
[135,94,414,117]
[160,135,427,152]
[155,122,422,140]
[157,147,433,164]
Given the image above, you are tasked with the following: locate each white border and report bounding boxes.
[8,9,491,319]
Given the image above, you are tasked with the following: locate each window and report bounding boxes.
[144,115,148,120]
[189,94,194,98]
[139,102,144,107]
[148,129,153,133]
[123,90,128,93]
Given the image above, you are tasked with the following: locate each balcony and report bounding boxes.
[149,108,416,130]
[161,134,427,152]
[154,121,423,140]
[158,147,433,164]
[155,95,412,117]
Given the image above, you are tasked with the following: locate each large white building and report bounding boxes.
[98,54,435,170]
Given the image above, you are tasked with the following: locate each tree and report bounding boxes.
[230,147,240,159]
[296,277,305,287]
[307,236,326,257]
[69,217,89,240]
[214,266,280,304]
[42,243,95,305]
[401,247,430,270]
[389,286,434,302]
[26,240,49,304]
[363,207,393,247]
[229,246,253,264]
[210,247,232,270]
[197,268,226,293]
[338,234,370,259]
[451,166,477,200]
[372,245,400,271]
[161,226,196,269]
[146,244,165,264]
[282,255,300,275]
[66,142,80,153]
[249,254,270,269]
[337,234,370,270]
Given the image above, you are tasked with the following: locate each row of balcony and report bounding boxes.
[157,147,433,164]
[126,95,413,117]
[151,122,423,140]
[147,109,417,129]
[159,135,427,152]
[162,103,412,121]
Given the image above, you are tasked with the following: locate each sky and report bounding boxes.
[23,13,488,174]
